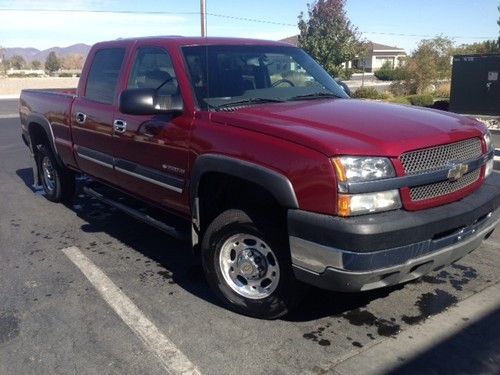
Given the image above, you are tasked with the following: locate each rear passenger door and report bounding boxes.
[72,47,125,184]
[112,46,191,216]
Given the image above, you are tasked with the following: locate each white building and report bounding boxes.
[280,36,406,72]
[353,42,406,72]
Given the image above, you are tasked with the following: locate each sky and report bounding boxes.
[0,0,498,53]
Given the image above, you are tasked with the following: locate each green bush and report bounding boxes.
[374,67,404,81]
[351,87,381,99]
[7,73,41,78]
[374,61,404,81]
[407,94,434,107]
[337,68,354,80]
[387,96,411,105]
[58,72,74,77]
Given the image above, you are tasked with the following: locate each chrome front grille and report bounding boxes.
[400,138,483,202]
[409,169,481,201]
[400,138,482,175]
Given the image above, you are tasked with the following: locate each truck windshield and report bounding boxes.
[182,45,349,110]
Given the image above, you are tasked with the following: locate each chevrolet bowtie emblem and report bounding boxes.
[447,163,468,182]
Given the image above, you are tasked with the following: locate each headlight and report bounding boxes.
[332,156,395,184]
[483,132,494,153]
[338,190,401,216]
[332,156,400,216]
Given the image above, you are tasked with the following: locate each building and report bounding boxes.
[354,42,406,72]
[279,36,406,72]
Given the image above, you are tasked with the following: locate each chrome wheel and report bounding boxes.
[41,155,56,192]
[219,233,280,299]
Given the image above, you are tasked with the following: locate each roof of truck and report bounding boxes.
[93,36,294,48]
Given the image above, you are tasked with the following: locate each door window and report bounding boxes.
[128,47,179,96]
[85,48,126,104]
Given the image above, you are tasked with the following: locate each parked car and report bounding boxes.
[20,37,499,319]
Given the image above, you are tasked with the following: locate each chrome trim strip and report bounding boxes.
[342,151,494,194]
[115,166,183,193]
[77,152,114,169]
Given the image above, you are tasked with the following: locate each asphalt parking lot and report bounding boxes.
[1,99,499,374]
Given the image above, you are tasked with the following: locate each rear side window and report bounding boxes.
[85,48,125,104]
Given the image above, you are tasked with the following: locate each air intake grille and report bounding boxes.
[400,138,482,175]
[409,169,481,201]
[400,138,483,202]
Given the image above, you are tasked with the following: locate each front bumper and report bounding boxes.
[289,177,500,292]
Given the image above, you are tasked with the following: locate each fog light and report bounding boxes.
[338,190,401,216]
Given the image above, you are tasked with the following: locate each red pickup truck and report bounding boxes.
[20,36,499,319]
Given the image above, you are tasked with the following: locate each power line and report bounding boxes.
[0,8,496,40]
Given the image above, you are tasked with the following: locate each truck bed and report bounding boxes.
[19,88,78,169]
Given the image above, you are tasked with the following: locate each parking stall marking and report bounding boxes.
[62,246,201,375]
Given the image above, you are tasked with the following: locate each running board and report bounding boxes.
[83,186,189,241]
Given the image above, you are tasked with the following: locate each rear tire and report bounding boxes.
[201,208,306,319]
[36,144,75,203]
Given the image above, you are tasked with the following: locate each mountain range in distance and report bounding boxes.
[2,44,91,63]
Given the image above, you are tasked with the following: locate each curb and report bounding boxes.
[0,95,20,100]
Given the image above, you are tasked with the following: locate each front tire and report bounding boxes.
[36,144,75,203]
[201,209,305,319]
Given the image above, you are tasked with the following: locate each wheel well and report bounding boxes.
[197,172,286,235]
[28,122,50,149]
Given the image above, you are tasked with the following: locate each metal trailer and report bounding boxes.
[450,54,500,116]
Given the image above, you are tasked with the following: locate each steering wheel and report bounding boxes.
[271,79,295,87]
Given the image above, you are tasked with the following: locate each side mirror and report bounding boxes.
[119,88,183,115]
[335,79,351,96]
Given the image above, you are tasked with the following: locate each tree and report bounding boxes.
[45,51,61,73]
[396,36,454,94]
[0,46,6,76]
[454,40,500,55]
[298,0,365,79]
[497,2,500,45]
[10,55,26,70]
[31,60,42,70]
[61,53,84,70]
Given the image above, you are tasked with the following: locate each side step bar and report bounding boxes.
[83,186,189,241]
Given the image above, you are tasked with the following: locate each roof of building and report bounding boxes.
[369,42,406,53]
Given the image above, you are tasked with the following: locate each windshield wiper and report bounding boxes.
[212,97,284,110]
[289,92,341,101]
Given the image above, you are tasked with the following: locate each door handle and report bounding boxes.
[75,112,87,124]
[114,119,127,133]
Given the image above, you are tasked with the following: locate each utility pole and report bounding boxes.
[200,0,207,37]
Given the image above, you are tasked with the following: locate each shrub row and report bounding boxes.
[352,88,440,108]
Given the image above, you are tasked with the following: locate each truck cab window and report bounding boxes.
[182,45,347,110]
[85,48,125,104]
[128,47,178,96]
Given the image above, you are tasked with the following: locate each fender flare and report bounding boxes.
[26,113,62,166]
[190,154,299,210]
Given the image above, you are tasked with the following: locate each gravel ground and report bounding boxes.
[0,77,79,96]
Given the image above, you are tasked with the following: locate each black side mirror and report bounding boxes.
[119,88,183,115]
[335,79,351,96]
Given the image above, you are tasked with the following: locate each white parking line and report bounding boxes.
[62,246,201,375]
[0,114,19,119]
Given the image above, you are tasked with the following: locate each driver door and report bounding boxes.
[112,46,191,216]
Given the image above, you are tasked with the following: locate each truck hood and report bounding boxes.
[210,99,486,157]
